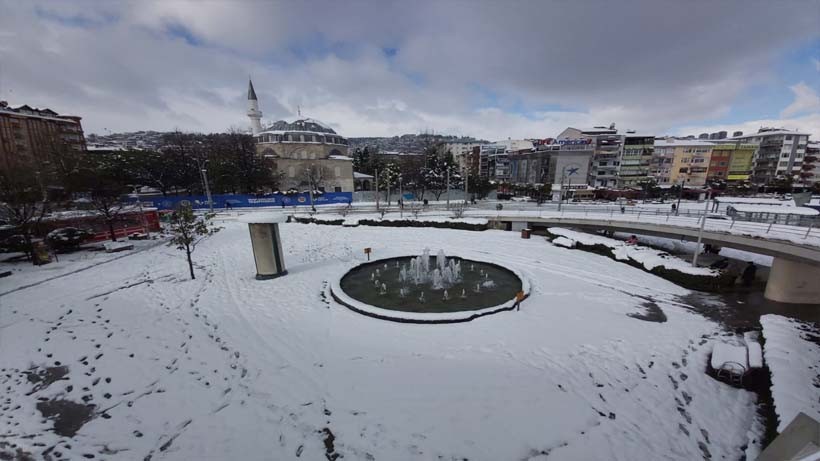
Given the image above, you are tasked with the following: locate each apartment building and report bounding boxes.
[731,128,810,184]
[0,101,86,171]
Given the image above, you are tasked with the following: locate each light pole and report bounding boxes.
[446,168,450,210]
[675,174,688,216]
[307,165,316,212]
[200,167,214,213]
[399,175,403,218]
[374,168,380,211]
[692,188,712,267]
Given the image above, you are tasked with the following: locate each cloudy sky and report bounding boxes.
[1,0,818,140]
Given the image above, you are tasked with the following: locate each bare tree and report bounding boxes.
[168,206,221,280]
[0,162,50,263]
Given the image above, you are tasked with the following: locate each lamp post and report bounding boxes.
[692,188,712,267]
[399,175,404,218]
[374,168,380,211]
[675,174,688,216]
[446,168,450,210]
[200,167,214,213]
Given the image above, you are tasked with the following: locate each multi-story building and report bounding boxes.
[508,139,593,186]
[441,140,487,172]
[479,143,508,180]
[710,142,757,184]
[0,101,86,171]
[653,139,716,186]
[558,125,653,188]
[731,128,810,185]
[801,141,819,186]
[479,140,533,181]
[618,134,655,187]
[724,144,756,183]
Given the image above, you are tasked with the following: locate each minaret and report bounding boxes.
[247,78,263,135]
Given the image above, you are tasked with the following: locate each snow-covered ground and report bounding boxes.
[0,222,765,459]
[760,315,820,431]
[549,227,717,276]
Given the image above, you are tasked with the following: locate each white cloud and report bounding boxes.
[1,1,818,141]
[675,112,820,140]
[781,82,820,118]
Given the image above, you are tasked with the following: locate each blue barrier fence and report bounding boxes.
[133,192,353,211]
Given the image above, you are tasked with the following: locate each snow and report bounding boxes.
[711,342,748,371]
[760,315,820,432]
[0,223,763,460]
[548,227,718,276]
[237,211,288,224]
[296,212,489,226]
[716,197,795,206]
[730,204,819,216]
[612,233,775,267]
[743,331,763,369]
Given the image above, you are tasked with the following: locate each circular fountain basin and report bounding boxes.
[332,255,527,323]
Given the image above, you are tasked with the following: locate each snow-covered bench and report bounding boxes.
[104,241,134,253]
[711,334,765,386]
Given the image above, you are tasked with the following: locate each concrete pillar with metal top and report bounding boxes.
[242,213,288,280]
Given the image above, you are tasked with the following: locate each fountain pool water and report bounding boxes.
[338,250,522,314]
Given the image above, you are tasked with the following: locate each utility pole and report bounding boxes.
[374,169,380,211]
[399,175,403,218]
[558,172,565,212]
[692,188,712,267]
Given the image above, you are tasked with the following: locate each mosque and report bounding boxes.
[246,79,354,193]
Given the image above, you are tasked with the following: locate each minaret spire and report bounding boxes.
[246,77,263,135]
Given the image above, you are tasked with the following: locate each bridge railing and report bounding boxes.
[493,208,819,247]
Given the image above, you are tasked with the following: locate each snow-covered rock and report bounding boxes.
[761,315,820,431]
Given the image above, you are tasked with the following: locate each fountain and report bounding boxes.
[337,248,524,318]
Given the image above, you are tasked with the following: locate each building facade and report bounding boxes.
[247,80,355,192]
[0,101,86,171]
[557,126,653,188]
[618,134,655,187]
[442,141,487,172]
[731,128,810,185]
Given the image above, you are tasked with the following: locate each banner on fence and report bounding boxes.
[133,192,353,210]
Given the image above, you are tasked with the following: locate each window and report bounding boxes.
[782,153,790,158]
[719,162,727,166]
[785,135,793,140]
[779,161,789,167]
[334,167,341,177]
[334,186,342,193]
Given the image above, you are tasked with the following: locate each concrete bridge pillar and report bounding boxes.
[764,257,820,304]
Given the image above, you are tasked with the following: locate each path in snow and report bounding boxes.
[0,223,763,460]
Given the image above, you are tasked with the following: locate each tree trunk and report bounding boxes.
[107,220,117,242]
[186,246,195,280]
[24,233,35,265]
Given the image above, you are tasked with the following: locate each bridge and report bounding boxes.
[479,210,820,305]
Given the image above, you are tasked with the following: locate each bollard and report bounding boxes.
[806,223,814,239]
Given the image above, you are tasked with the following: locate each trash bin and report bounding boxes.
[521,228,532,239]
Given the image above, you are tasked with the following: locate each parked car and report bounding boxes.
[46,227,94,252]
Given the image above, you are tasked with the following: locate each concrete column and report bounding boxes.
[242,213,288,280]
[764,257,820,304]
